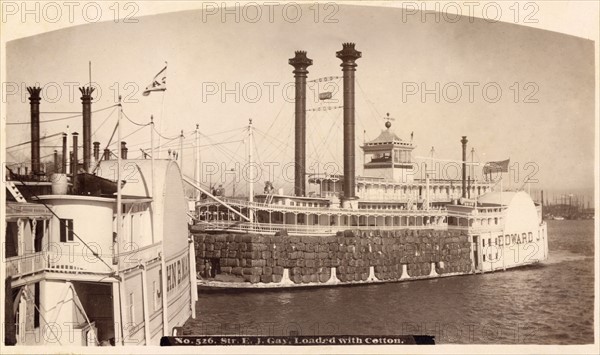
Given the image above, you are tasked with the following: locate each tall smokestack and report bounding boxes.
[72,132,79,174]
[461,136,468,198]
[336,43,361,204]
[121,141,128,159]
[62,133,67,173]
[27,87,42,176]
[93,141,100,162]
[289,50,313,197]
[80,87,94,172]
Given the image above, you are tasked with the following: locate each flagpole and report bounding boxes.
[179,130,184,176]
[158,91,165,159]
[150,115,156,242]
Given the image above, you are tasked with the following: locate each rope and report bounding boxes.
[19,287,63,346]
[6,133,65,150]
[6,105,117,125]
[92,107,118,137]
[122,110,151,127]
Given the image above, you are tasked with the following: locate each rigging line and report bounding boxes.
[5,166,119,274]
[200,131,246,162]
[92,121,119,174]
[107,125,148,147]
[152,125,179,140]
[253,127,295,152]
[19,287,64,346]
[356,79,383,128]
[201,126,247,138]
[6,132,64,150]
[251,129,290,164]
[92,107,117,137]
[224,139,245,168]
[121,110,151,127]
[317,111,341,165]
[262,101,289,138]
[152,140,245,153]
[199,127,245,148]
[6,104,118,125]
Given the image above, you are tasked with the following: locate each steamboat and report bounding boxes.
[4,87,196,345]
[191,43,548,288]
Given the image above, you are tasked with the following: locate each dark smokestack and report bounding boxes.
[121,141,128,159]
[461,136,468,198]
[103,149,111,161]
[541,190,544,206]
[80,87,94,172]
[27,87,42,176]
[93,141,100,162]
[336,43,361,203]
[72,132,79,175]
[54,150,59,173]
[62,133,67,173]
[289,50,313,197]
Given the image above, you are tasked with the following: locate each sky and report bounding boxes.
[3,3,596,200]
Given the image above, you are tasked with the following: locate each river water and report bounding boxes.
[183,220,595,344]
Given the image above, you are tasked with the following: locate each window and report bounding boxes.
[483,255,486,262]
[482,239,486,247]
[59,219,74,242]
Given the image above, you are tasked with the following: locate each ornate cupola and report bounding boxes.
[361,113,416,182]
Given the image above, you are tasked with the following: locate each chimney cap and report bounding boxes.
[336,43,362,63]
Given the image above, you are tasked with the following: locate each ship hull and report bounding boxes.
[191,220,548,290]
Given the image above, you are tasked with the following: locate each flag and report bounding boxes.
[483,159,510,175]
[142,64,167,96]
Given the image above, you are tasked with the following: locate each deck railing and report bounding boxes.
[195,220,448,235]
[6,242,164,278]
[198,197,449,216]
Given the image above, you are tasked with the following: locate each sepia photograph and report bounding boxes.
[1,1,598,353]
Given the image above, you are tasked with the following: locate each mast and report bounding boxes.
[461,136,468,199]
[150,115,156,242]
[248,118,254,210]
[179,130,184,176]
[195,124,201,201]
[115,95,125,345]
[426,146,434,210]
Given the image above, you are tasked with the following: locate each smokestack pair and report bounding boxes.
[290,43,361,202]
[27,86,95,175]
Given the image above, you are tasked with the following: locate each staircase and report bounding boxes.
[6,181,27,203]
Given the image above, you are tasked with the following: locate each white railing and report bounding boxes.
[45,250,115,274]
[117,242,162,269]
[448,224,505,233]
[6,252,47,278]
[6,242,165,278]
[197,221,448,235]
[198,198,449,217]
